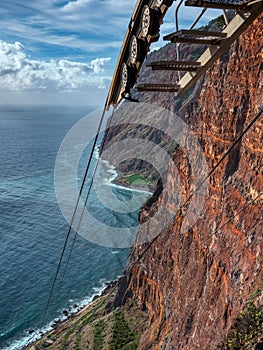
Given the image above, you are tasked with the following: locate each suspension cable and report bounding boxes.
[137,106,263,262]
[41,106,109,325]
[58,106,118,290]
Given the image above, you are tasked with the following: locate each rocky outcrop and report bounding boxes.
[112,14,263,349]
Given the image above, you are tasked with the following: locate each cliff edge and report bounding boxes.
[114,14,263,350]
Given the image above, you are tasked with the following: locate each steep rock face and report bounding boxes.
[101,40,206,189]
[120,15,263,349]
[102,19,226,186]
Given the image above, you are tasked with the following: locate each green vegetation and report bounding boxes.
[33,288,146,350]
[124,173,148,185]
[219,302,263,349]
[74,332,82,350]
[59,328,76,350]
[109,311,140,350]
[94,320,105,350]
[58,301,103,350]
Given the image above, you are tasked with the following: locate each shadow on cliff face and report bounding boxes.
[224,96,249,180]
[138,177,163,224]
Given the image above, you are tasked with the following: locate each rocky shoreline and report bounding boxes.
[111,174,154,193]
[22,278,148,350]
[22,280,118,350]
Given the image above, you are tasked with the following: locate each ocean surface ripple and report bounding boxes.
[0,106,150,350]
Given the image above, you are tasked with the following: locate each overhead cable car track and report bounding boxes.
[106,0,263,107]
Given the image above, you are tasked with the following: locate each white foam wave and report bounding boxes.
[2,281,108,350]
[95,145,152,195]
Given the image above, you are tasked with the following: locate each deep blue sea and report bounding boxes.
[0,106,150,349]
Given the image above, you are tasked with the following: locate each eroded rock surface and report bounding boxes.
[113,15,263,350]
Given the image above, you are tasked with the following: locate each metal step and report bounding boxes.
[185,0,250,10]
[163,29,227,45]
[177,0,263,97]
[136,83,181,92]
[146,60,201,71]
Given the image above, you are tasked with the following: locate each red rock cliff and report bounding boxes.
[117,15,263,350]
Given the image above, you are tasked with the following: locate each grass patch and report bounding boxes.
[58,308,99,350]
[74,332,82,350]
[219,302,263,349]
[124,173,148,185]
[94,320,105,350]
[109,311,139,350]
[59,327,76,350]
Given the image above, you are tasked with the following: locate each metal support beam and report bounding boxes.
[176,0,263,97]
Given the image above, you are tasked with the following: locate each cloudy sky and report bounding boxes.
[0,0,220,107]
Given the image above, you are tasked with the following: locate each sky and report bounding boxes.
[0,0,221,107]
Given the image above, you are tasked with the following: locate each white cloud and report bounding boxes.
[90,57,112,74]
[0,39,111,92]
[0,0,223,106]
[61,0,92,12]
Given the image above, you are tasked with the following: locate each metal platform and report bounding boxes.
[105,0,263,108]
[176,0,263,96]
[146,60,201,71]
[163,29,227,45]
[136,83,181,92]
[185,0,251,9]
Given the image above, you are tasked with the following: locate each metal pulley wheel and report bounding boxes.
[141,5,160,38]
[121,63,129,89]
[121,63,135,90]
[129,35,146,65]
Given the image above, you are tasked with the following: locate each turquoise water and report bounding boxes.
[0,106,149,349]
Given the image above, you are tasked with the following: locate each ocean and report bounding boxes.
[0,106,150,349]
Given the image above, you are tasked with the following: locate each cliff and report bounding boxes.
[113,14,263,350]
[102,17,226,190]
[27,14,262,350]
